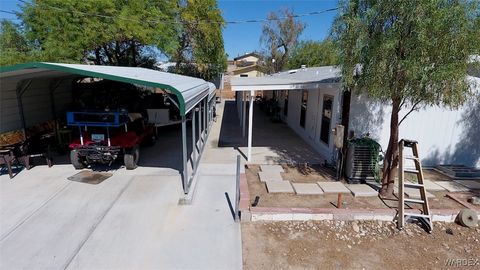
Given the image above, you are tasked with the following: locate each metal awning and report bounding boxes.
[231,66,342,91]
[0,62,215,116]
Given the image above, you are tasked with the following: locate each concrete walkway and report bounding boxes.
[0,101,242,270]
[218,100,324,164]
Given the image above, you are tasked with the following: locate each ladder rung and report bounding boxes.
[404,213,431,219]
[404,169,420,174]
[404,198,425,204]
[404,182,424,188]
[402,139,418,147]
[405,156,419,161]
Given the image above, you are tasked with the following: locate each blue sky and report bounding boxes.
[219,0,338,58]
[0,0,339,59]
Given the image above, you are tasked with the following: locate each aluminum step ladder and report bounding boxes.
[397,139,432,233]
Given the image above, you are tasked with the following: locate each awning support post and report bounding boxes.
[198,101,202,149]
[49,79,63,139]
[181,115,188,194]
[192,109,197,171]
[204,98,207,138]
[16,80,33,138]
[242,91,246,137]
[247,90,254,162]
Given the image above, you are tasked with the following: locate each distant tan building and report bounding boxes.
[219,53,264,99]
[229,53,264,78]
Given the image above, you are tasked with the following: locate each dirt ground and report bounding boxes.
[242,220,480,270]
[246,164,467,210]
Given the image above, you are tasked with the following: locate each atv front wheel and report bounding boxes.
[124,145,139,170]
[70,149,85,169]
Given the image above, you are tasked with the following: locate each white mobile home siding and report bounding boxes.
[349,94,480,168]
[279,86,342,162]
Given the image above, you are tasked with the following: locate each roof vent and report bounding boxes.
[301,64,307,70]
[289,69,298,74]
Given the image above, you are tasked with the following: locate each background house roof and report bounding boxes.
[233,52,261,61]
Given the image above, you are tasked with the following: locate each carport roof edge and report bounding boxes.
[0,62,214,115]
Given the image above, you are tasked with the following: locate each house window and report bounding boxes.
[300,91,308,128]
[240,74,248,77]
[320,95,334,144]
[283,91,289,116]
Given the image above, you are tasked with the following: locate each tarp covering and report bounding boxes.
[0,62,216,115]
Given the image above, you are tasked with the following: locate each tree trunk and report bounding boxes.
[94,48,102,65]
[175,34,188,72]
[379,97,401,197]
[113,40,121,64]
[130,40,137,67]
[103,45,114,65]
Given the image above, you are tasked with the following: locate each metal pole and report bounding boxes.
[181,115,188,194]
[234,155,241,222]
[192,110,197,170]
[397,140,405,229]
[238,92,242,125]
[247,90,254,162]
[49,79,62,139]
[79,126,84,145]
[242,91,246,137]
[198,101,203,146]
[16,80,32,137]
[204,98,207,138]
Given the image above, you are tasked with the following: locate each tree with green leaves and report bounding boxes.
[173,0,227,81]
[260,8,305,73]
[0,20,39,65]
[287,39,339,69]
[333,0,480,196]
[17,0,178,67]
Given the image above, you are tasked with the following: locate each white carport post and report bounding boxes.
[242,91,246,137]
[247,90,254,162]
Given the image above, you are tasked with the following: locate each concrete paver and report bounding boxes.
[260,165,284,173]
[421,179,446,191]
[258,171,284,182]
[404,187,436,199]
[292,183,324,195]
[455,180,480,190]
[265,181,294,193]
[317,182,351,193]
[345,184,378,197]
[435,181,470,192]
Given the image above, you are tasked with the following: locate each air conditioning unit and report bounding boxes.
[345,138,381,184]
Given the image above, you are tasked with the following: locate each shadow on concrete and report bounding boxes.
[218,101,324,164]
[11,122,201,175]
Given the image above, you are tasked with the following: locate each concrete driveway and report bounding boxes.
[0,103,242,269]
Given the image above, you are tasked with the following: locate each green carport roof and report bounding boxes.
[0,62,216,115]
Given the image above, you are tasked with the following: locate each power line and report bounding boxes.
[16,0,339,25]
[0,10,17,15]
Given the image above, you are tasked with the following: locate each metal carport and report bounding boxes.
[0,62,216,194]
